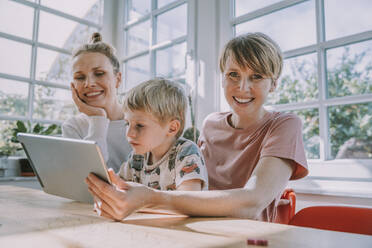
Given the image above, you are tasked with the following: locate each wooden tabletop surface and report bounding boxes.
[0,185,371,248]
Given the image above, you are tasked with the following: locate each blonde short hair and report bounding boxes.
[72,32,120,74]
[123,78,187,138]
[219,32,283,80]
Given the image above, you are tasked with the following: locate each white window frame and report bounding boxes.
[212,0,372,198]
[0,0,103,126]
[119,0,189,94]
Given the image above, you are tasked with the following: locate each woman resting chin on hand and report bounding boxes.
[62,32,131,172]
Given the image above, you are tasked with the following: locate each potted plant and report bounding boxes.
[0,120,61,177]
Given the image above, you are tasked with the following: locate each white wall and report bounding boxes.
[193,0,220,129]
[102,0,120,48]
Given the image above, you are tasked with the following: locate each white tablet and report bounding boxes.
[17,133,111,204]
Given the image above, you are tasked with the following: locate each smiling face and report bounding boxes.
[72,52,121,108]
[222,56,276,118]
[124,109,177,160]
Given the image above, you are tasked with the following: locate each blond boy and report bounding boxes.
[118,78,208,191]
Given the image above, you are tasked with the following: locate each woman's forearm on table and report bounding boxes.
[149,188,260,218]
[148,157,293,219]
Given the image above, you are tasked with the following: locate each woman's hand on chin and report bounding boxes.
[85,168,154,221]
[71,83,107,118]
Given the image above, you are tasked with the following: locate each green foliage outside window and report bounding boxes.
[0,91,27,116]
[328,47,372,98]
[269,47,371,159]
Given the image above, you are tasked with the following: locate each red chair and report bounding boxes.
[275,188,296,224]
[289,206,372,235]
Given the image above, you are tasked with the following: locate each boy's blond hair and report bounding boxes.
[123,78,187,138]
[219,32,283,81]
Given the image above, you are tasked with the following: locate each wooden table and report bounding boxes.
[0,185,371,248]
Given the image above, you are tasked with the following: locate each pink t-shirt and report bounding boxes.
[198,111,308,221]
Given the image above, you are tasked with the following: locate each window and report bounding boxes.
[121,0,188,93]
[230,0,372,163]
[0,0,103,134]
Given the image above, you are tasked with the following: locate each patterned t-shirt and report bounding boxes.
[118,138,208,190]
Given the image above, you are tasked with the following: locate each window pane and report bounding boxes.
[156,4,187,44]
[235,0,282,17]
[155,42,186,78]
[0,38,31,77]
[0,120,21,156]
[329,103,372,159]
[126,0,151,22]
[327,40,372,98]
[235,1,316,52]
[292,108,320,159]
[325,0,372,41]
[40,0,103,24]
[125,55,150,90]
[175,77,186,85]
[126,20,150,56]
[0,120,14,142]
[157,0,176,9]
[0,0,34,39]
[0,79,28,116]
[33,86,76,121]
[39,11,98,51]
[267,53,318,104]
[36,48,71,85]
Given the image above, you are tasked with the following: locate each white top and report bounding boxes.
[62,114,132,172]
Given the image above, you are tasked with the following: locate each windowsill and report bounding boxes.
[289,159,372,199]
[289,177,372,198]
[0,176,37,182]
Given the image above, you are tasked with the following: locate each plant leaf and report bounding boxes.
[43,124,57,135]
[33,123,43,134]
[16,121,27,133]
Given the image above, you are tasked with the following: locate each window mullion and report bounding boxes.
[150,0,156,77]
[219,0,234,112]
[316,0,330,160]
[123,1,128,57]
[122,1,129,91]
[12,0,101,28]
[186,0,197,128]
[232,0,308,26]
[29,0,40,124]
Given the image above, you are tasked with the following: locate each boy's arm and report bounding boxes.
[174,141,209,191]
[176,179,202,191]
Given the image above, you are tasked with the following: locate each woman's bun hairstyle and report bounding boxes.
[72,32,120,74]
[90,32,102,43]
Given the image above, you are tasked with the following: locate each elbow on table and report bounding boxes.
[230,192,266,220]
[234,204,262,220]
